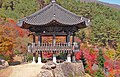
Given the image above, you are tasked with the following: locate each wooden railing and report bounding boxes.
[28,43,80,53]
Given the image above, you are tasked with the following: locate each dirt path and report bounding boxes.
[9,64,44,77]
[0,67,12,77]
[0,63,91,77]
[9,63,44,77]
[0,63,44,77]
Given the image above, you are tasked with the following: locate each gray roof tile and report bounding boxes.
[17,1,90,28]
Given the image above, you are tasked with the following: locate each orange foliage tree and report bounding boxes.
[0,25,17,60]
[0,18,31,60]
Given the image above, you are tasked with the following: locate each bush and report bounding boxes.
[0,54,11,61]
[13,50,20,55]
[94,70,105,77]
[26,54,33,62]
[57,53,67,60]
[42,59,47,63]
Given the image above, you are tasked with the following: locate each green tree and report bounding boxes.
[94,70,105,77]
[0,0,39,19]
[97,49,105,68]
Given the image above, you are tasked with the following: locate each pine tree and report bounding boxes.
[94,70,105,77]
[97,49,105,68]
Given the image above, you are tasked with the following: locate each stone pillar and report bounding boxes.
[53,53,56,63]
[37,51,42,64]
[32,53,36,63]
[67,53,71,62]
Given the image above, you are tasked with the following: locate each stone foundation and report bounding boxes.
[37,61,85,77]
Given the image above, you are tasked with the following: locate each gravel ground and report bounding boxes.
[8,63,44,77]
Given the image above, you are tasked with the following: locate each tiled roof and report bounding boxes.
[17,1,90,28]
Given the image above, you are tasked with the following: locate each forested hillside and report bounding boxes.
[0,0,120,76]
[0,0,39,19]
[81,0,120,9]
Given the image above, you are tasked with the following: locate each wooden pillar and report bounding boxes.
[32,41,36,63]
[33,35,36,43]
[38,34,42,64]
[72,52,76,62]
[66,32,70,43]
[72,33,76,62]
[38,34,42,45]
[53,34,56,46]
[66,32,71,62]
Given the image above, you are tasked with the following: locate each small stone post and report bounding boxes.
[38,51,42,64]
[67,53,71,62]
[32,53,36,63]
[53,54,56,63]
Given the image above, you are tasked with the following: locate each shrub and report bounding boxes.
[94,70,105,77]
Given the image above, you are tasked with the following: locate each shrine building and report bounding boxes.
[17,0,90,63]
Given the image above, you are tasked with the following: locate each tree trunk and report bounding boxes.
[10,1,14,10]
[0,0,3,8]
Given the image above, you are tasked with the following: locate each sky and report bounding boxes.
[99,0,120,5]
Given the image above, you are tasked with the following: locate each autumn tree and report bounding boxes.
[0,24,17,60]
[80,52,87,68]
[0,18,31,60]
